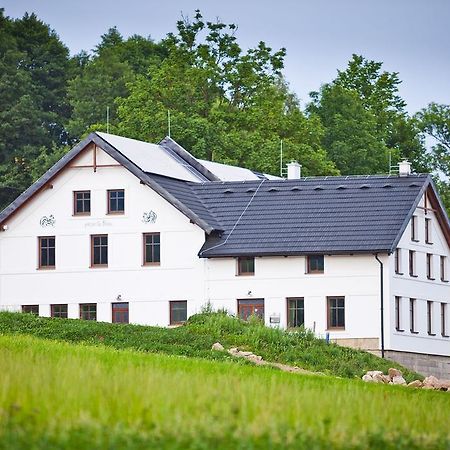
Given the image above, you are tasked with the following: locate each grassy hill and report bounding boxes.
[0,311,420,380]
[0,334,448,450]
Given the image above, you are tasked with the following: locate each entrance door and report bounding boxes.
[112,302,129,324]
[238,299,264,321]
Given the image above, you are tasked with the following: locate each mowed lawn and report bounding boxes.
[0,335,449,450]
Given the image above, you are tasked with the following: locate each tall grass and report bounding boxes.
[0,311,420,380]
[0,335,448,450]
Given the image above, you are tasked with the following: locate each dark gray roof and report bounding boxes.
[148,173,439,257]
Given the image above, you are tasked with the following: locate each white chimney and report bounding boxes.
[398,160,411,177]
[287,161,302,179]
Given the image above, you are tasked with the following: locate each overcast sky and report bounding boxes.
[3,0,449,113]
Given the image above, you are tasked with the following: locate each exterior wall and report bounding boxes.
[388,192,450,357]
[0,145,207,326]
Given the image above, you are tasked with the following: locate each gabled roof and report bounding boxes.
[148,173,449,257]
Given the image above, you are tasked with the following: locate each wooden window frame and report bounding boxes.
[107,189,125,215]
[237,298,265,321]
[395,296,403,332]
[236,257,255,276]
[73,190,91,216]
[169,300,187,325]
[441,303,449,338]
[306,255,324,274]
[287,297,305,328]
[427,300,435,336]
[38,236,56,270]
[51,304,68,319]
[90,234,108,268]
[411,215,418,242]
[80,303,97,321]
[143,233,161,266]
[112,302,129,324]
[22,305,39,315]
[394,248,403,275]
[409,298,418,334]
[425,218,433,244]
[440,256,448,282]
[426,253,434,280]
[327,296,345,330]
[409,250,417,277]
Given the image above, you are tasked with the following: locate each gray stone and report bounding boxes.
[211,342,224,351]
[392,375,407,385]
[362,374,374,383]
[388,368,402,379]
[407,380,423,388]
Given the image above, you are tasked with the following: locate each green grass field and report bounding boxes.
[0,334,448,450]
[0,311,421,380]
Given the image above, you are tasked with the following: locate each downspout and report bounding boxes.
[374,254,385,358]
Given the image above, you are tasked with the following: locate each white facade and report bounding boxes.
[0,137,449,360]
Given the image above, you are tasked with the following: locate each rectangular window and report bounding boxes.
[107,189,125,214]
[425,218,432,244]
[427,301,434,335]
[411,215,418,241]
[327,296,345,329]
[395,296,403,331]
[427,253,434,280]
[306,255,324,274]
[91,235,108,267]
[143,233,160,265]
[442,303,449,337]
[22,305,39,315]
[440,256,447,282]
[51,304,68,319]
[80,303,97,321]
[237,299,264,321]
[112,302,129,324]
[395,248,402,275]
[73,191,91,215]
[287,298,304,328]
[409,250,416,277]
[237,257,255,276]
[38,236,55,269]
[170,300,187,325]
[409,298,417,333]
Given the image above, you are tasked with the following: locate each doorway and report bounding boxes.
[238,299,264,321]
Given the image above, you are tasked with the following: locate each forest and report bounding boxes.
[0,9,449,210]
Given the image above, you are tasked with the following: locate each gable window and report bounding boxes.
[237,257,255,276]
[170,301,187,325]
[327,296,345,329]
[425,218,432,244]
[441,303,449,337]
[143,233,160,265]
[395,296,403,331]
[80,303,97,321]
[440,256,448,282]
[306,255,324,274]
[38,236,55,269]
[51,304,68,319]
[409,298,418,333]
[22,305,39,315]
[73,191,90,215]
[287,298,304,328]
[112,302,129,324]
[411,215,418,241]
[426,254,434,280]
[395,248,402,275]
[409,250,416,277]
[427,301,435,335]
[107,189,125,214]
[91,235,108,267]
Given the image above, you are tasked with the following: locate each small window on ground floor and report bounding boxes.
[22,305,39,315]
[170,301,187,325]
[237,299,264,321]
[112,302,129,324]
[80,303,97,321]
[287,297,304,328]
[327,296,345,329]
[51,304,68,319]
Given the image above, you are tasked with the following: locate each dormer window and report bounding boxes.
[107,189,125,214]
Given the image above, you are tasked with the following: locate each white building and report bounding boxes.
[0,132,449,376]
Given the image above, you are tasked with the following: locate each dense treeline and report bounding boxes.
[0,9,449,210]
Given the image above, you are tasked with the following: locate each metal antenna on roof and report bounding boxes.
[168,110,171,138]
[106,106,110,134]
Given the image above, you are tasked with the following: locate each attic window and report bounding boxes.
[359,184,370,189]
[409,182,421,187]
[268,187,280,192]
[223,189,234,194]
[336,185,347,190]
[290,187,301,191]
[313,186,324,191]
[383,184,393,188]
[246,188,256,193]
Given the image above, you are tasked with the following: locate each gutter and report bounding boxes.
[374,254,385,358]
